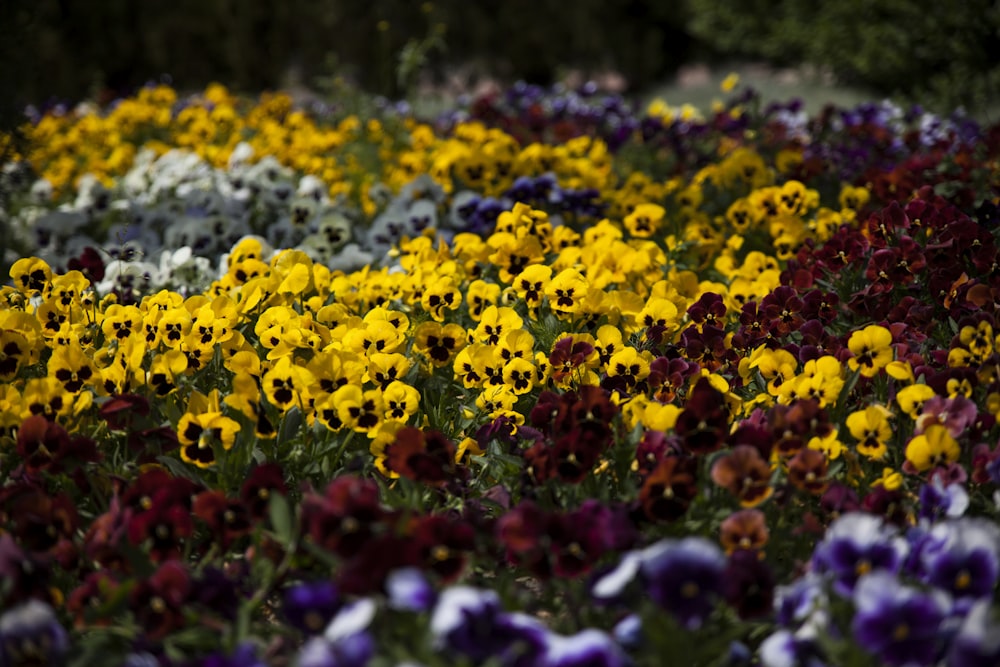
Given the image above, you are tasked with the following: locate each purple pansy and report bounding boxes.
[639,537,727,630]
[918,479,969,523]
[283,580,341,635]
[592,537,727,629]
[0,600,69,667]
[946,600,1000,667]
[851,572,948,667]
[920,520,1000,611]
[430,587,546,665]
[539,629,628,667]
[386,567,436,613]
[759,629,828,667]
[811,513,908,596]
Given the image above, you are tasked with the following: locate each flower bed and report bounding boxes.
[1,81,1000,666]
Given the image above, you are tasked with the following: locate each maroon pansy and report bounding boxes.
[300,476,390,560]
[193,490,252,549]
[129,561,191,640]
[240,463,289,521]
[639,455,699,522]
[722,549,775,620]
[385,426,462,487]
[674,378,729,455]
[407,514,476,583]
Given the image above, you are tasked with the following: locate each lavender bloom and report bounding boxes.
[284,581,341,635]
[325,599,376,644]
[947,600,1000,667]
[919,479,970,522]
[295,598,377,667]
[540,629,628,667]
[639,537,727,630]
[0,600,69,667]
[430,586,504,661]
[920,520,1000,610]
[386,568,436,612]
[430,588,545,665]
[851,573,948,667]
[759,630,827,667]
[811,513,908,596]
[200,643,267,667]
[611,614,642,649]
[296,635,373,667]
[592,537,726,629]
[774,573,827,629]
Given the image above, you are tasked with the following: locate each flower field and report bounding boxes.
[1,79,1000,666]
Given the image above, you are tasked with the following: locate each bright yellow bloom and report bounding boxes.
[623,203,666,238]
[178,411,241,468]
[872,468,903,491]
[383,381,421,422]
[847,405,893,460]
[847,325,894,377]
[905,424,960,472]
[896,384,936,419]
[334,385,384,433]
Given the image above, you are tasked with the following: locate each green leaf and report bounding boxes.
[268,491,296,547]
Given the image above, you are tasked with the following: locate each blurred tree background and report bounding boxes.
[1,0,998,132]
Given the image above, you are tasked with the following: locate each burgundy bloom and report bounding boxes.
[686,292,727,328]
[66,572,119,629]
[15,415,100,475]
[800,289,840,324]
[820,483,862,521]
[564,385,618,440]
[674,378,729,455]
[550,428,605,483]
[679,325,730,372]
[639,455,699,521]
[787,448,829,495]
[522,439,556,484]
[761,286,805,337]
[126,493,194,562]
[864,200,909,248]
[385,426,461,486]
[121,469,199,514]
[863,487,909,527]
[193,490,252,549]
[0,483,78,554]
[549,336,596,384]
[710,446,774,507]
[497,501,620,579]
[647,357,698,403]
[720,509,769,554]
[408,514,476,582]
[130,561,192,640]
[634,429,673,479]
[0,533,54,606]
[723,549,775,620]
[82,497,130,570]
[98,394,150,430]
[66,246,105,282]
[301,476,389,560]
[336,534,416,596]
[241,463,289,520]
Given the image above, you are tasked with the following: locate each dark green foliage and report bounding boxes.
[686,0,1000,114]
[2,0,693,114]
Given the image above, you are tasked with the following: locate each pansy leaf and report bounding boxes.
[278,405,304,444]
[268,489,296,547]
[156,454,210,487]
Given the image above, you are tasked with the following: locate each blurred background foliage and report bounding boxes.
[1,0,998,129]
